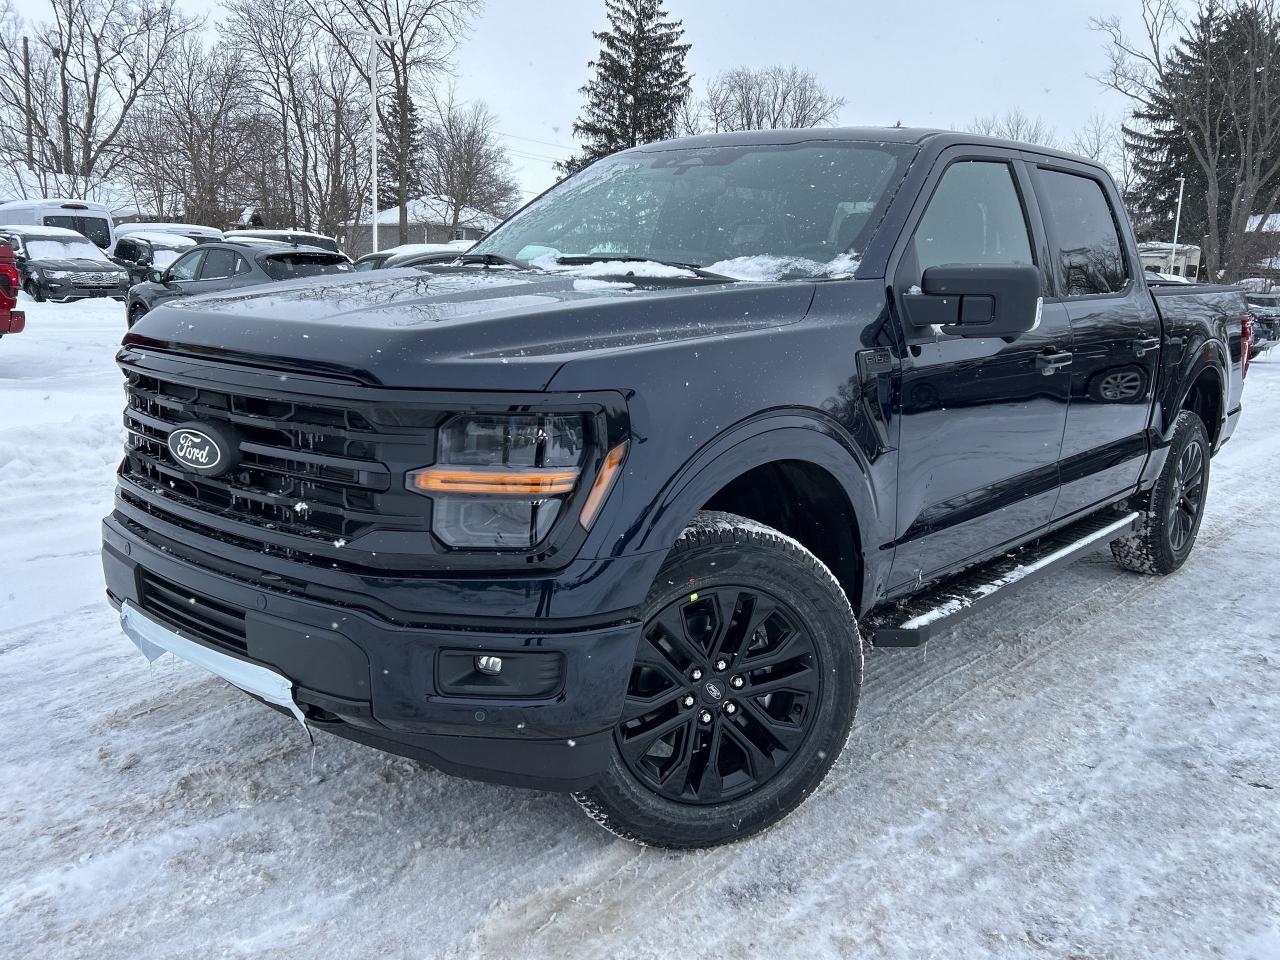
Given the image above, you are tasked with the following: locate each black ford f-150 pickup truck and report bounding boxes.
[103,128,1248,848]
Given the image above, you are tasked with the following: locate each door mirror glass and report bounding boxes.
[147,268,165,284]
[903,263,1042,338]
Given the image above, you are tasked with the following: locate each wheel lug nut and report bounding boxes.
[730,675,744,688]
[699,709,713,724]
[724,701,737,715]
[682,694,695,708]
[690,668,703,681]
[714,658,728,671]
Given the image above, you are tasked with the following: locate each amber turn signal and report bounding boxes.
[410,467,579,496]
[579,441,628,529]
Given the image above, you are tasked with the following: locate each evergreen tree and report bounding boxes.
[560,0,692,176]
[378,98,429,210]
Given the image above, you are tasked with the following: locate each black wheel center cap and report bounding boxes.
[700,678,725,704]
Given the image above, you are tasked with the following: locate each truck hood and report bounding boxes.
[123,267,816,390]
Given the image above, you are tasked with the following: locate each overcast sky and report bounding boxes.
[11,0,1141,200]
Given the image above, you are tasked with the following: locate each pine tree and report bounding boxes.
[560,0,692,176]
[378,98,429,210]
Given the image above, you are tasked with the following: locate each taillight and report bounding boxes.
[1241,315,1252,379]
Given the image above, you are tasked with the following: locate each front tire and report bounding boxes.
[1111,410,1210,575]
[24,280,44,303]
[575,511,862,848]
[127,303,147,328]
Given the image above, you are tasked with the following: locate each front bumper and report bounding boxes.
[102,518,641,791]
[37,277,128,301]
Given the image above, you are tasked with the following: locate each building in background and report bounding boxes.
[344,195,501,258]
[1137,241,1201,279]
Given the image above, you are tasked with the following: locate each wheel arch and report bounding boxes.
[1177,359,1226,450]
[633,412,885,615]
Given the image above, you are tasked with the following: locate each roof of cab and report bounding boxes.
[0,223,90,238]
[628,126,1102,167]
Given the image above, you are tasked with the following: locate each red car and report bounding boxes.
[0,240,24,340]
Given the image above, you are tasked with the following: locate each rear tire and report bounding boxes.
[1111,410,1210,575]
[575,511,862,848]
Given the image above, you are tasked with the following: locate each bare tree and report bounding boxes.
[966,108,1060,148]
[306,0,481,244]
[691,65,844,134]
[0,0,199,198]
[1095,0,1280,279]
[422,89,520,232]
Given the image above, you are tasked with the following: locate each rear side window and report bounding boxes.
[912,161,1033,272]
[199,249,248,280]
[1034,169,1129,297]
[260,253,352,281]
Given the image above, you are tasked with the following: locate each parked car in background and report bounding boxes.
[0,225,130,302]
[115,222,223,246]
[125,238,353,326]
[0,198,115,249]
[1245,293,1280,358]
[0,239,24,341]
[353,240,474,271]
[111,232,197,285]
[227,228,341,253]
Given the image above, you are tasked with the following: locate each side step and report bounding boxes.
[865,510,1141,648]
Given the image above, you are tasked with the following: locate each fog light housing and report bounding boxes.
[437,649,565,698]
[476,655,503,675]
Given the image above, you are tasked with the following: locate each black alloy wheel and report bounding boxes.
[617,586,821,805]
[1167,439,1206,553]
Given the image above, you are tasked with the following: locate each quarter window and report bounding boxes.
[913,161,1033,272]
[1034,169,1129,297]
[199,249,245,280]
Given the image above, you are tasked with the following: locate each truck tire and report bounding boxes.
[1111,410,1210,575]
[24,280,43,303]
[575,511,862,848]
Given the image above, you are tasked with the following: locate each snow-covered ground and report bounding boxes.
[3,297,1279,960]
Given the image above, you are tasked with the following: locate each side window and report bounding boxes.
[913,161,1033,272]
[199,248,240,280]
[1034,168,1129,297]
[167,250,204,281]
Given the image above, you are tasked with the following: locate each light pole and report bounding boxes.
[1168,175,1186,275]
[359,30,393,254]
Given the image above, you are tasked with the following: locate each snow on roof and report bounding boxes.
[1248,213,1280,232]
[117,222,222,238]
[120,231,196,248]
[0,223,89,238]
[1137,241,1201,254]
[345,195,502,232]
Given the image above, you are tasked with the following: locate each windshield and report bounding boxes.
[1246,294,1279,306]
[472,141,914,280]
[26,238,110,262]
[152,247,186,269]
[261,253,352,281]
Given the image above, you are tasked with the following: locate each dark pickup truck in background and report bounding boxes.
[103,127,1247,848]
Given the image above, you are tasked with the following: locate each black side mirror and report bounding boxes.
[136,241,154,266]
[147,268,165,284]
[902,263,1042,339]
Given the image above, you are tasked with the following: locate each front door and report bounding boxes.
[1029,163,1162,518]
[888,154,1073,590]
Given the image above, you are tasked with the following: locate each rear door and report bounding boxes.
[888,149,1073,589]
[1028,160,1162,519]
[195,248,253,293]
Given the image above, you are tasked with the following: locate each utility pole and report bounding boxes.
[359,30,393,254]
[1168,175,1186,274]
[21,37,32,169]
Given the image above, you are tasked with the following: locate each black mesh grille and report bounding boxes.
[139,571,248,654]
[119,365,438,565]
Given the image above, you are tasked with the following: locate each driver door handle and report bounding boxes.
[1134,336,1161,356]
[1035,350,1073,375]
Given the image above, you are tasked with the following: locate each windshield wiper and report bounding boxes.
[554,254,736,281]
[455,252,529,269]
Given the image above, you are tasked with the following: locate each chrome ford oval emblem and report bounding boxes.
[704,680,724,701]
[167,426,224,473]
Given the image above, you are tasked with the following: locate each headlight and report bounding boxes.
[408,413,626,549]
[46,270,71,279]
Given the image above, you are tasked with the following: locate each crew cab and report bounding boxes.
[102,128,1247,848]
